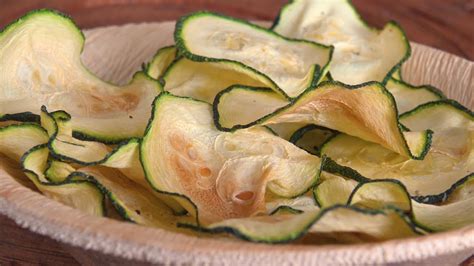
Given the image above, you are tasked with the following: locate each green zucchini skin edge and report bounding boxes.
[19,144,106,216]
[399,99,474,120]
[412,173,474,204]
[389,78,446,100]
[144,45,177,79]
[67,171,135,223]
[269,205,305,216]
[214,80,433,160]
[270,0,411,86]
[174,11,334,100]
[177,204,421,244]
[289,124,337,156]
[0,112,40,123]
[347,179,413,213]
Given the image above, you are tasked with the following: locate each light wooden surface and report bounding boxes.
[0,0,473,265]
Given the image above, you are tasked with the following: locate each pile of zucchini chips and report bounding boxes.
[0,0,472,244]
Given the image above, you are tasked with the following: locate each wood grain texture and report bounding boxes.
[0,1,472,265]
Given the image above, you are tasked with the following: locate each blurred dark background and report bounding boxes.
[0,0,472,60]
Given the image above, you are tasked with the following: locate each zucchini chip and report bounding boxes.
[218,81,432,159]
[141,93,322,224]
[181,205,419,243]
[161,57,283,103]
[0,10,161,143]
[40,108,187,214]
[0,123,49,161]
[272,0,409,85]
[348,179,474,231]
[386,78,444,114]
[399,100,473,131]
[175,11,333,98]
[322,100,473,198]
[321,129,472,198]
[71,167,194,231]
[21,145,104,217]
[145,46,177,80]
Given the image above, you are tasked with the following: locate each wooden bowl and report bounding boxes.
[0,21,473,265]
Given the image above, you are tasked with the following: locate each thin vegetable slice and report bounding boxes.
[40,108,187,214]
[213,86,289,129]
[175,11,333,98]
[348,179,474,231]
[161,57,284,103]
[145,46,177,80]
[0,123,49,161]
[141,93,322,224]
[322,100,473,199]
[21,145,104,216]
[400,100,473,131]
[70,167,194,231]
[272,0,410,85]
[181,205,419,243]
[0,10,161,143]
[386,78,444,114]
[321,130,473,199]
[218,81,432,159]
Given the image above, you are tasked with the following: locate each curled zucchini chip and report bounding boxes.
[0,123,49,161]
[145,46,177,80]
[181,205,419,243]
[322,130,473,199]
[71,167,194,231]
[272,0,410,85]
[40,108,187,214]
[386,78,444,114]
[322,100,474,200]
[141,93,322,224]
[219,81,432,159]
[175,11,333,98]
[40,107,111,164]
[348,179,474,232]
[0,10,161,143]
[21,145,104,216]
[161,57,283,103]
